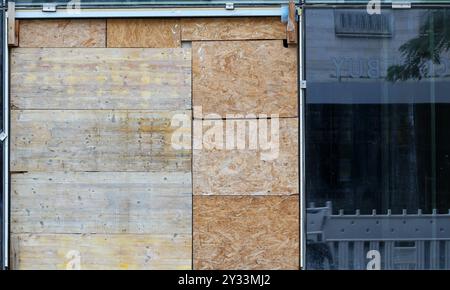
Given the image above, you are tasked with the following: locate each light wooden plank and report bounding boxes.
[11,172,191,234]
[181,17,285,41]
[193,40,298,118]
[11,110,191,172]
[11,233,191,270]
[19,20,106,48]
[193,118,298,195]
[11,48,191,110]
[107,19,181,48]
[193,195,299,270]
[7,2,19,47]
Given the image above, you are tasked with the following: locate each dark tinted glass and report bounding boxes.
[305,7,450,270]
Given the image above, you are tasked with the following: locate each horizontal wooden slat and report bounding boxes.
[193,40,298,118]
[181,17,286,41]
[11,48,191,110]
[19,20,106,48]
[193,118,298,195]
[11,233,191,270]
[193,195,299,270]
[11,172,191,234]
[11,110,191,172]
[107,19,181,48]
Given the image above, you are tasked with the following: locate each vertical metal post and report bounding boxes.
[298,6,306,270]
[2,2,9,270]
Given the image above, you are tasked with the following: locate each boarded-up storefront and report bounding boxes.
[9,17,299,270]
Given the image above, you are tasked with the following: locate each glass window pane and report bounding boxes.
[305,7,450,270]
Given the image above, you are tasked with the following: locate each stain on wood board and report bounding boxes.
[193,118,298,195]
[11,110,191,172]
[193,40,298,118]
[11,172,191,234]
[19,20,106,48]
[107,19,181,48]
[11,48,191,110]
[193,195,299,270]
[181,17,286,41]
[11,233,191,270]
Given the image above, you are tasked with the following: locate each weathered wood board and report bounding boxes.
[193,195,299,270]
[107,19,181,48]
[11,48,191,110]
[11,110,191,172]
[193,40,298,118]
[11,233,191,270]
[11,172,191,234]
[193,118,298,195]
[19,20,106,48]
[181,17,285,41]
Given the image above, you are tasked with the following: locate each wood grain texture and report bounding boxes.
[193,118,298,195]
[11,233,191,270]
[193,195,299,270]
[107,19,181,48]
[11,110,191,172]
[181,17,285,41]
[19,20,106,48]
[11,172,191,234]
[11,48,191,110]
[193,40,298,118]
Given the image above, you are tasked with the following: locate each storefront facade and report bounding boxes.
[1,0,450,270]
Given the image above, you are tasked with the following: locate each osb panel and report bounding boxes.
[11,48,191,110]
[107,19,181,48]
[11,172,191,234]
[11,233,191,270]
[181,17,286,41]
[193,40,298,118]
[193,118,298,195]
[11,110,191,172]
[193,195,299,270]
[19,20,106,47]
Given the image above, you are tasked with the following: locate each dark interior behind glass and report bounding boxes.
[305,7,450,269]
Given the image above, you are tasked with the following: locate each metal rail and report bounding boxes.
[15,6,284,18]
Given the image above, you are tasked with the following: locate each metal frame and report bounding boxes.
[298,7,306,270]
[2,4,8,270]
[15,6,285,18]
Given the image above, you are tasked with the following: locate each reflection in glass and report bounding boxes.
[305,8,450,269]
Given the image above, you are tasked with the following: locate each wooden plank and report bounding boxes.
[7,2,19,47]
[181,17,285,41]
[286,0,298,45]
[11,233,191,270]
[193,118,298,195]
[107,19,181,48]
[19,20,106,47]
[11,48,191,110]
[11,172,191,234]
[193,195,299,270]
[193,40,298,118]
[11,110,191,172]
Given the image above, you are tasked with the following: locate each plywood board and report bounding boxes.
[193,118,298,195]
[107,19,181,48]
[11,172,191,234]
[11,233,191,270]
[181,17,285,41]
[193,195,299,270]
[11,110,191,172]
[193,40,298,118]
[19,20,106,48]
[11,48,191,110]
